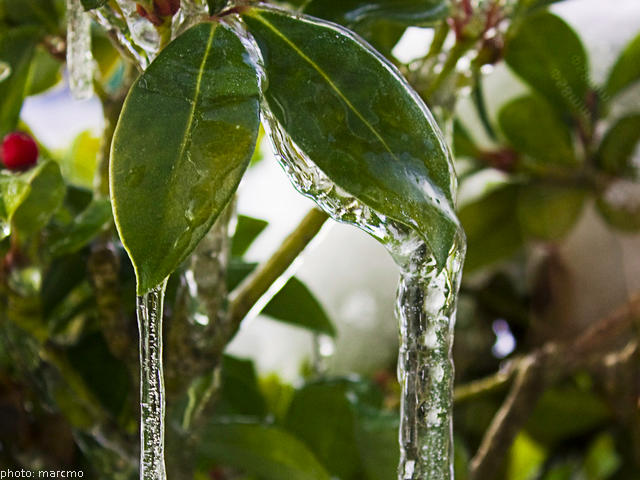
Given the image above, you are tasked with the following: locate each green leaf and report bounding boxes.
[284,379,369,480]
[303,0,448,27]
[605,33,640,99]
[111,22,260,294]
[596,114,640,178]
[243,7,459,268]
[453,119,479,159]
[80,0,106,10]
[12,160,65,236]
[459,184,522,272]
[1,0,59,32]
[0,171,29,240]
[354,406,399,480]
[498,95,576,168]
[0,27,40,138]
[25,45,61,96]
[231,214,268,257]
[217,355,267,417]
[354,20,406,60]
[60,130,100,188]
[49,198,112,256]
[263,277,336,337]
[505,12,589,114]
[226,258,257,291]
[198,422,331,480]
[207,0,229,15]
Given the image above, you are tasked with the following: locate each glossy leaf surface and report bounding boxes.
[199,422,331,480]
[243,7,459,267]
[498,95,576,168]
[505,12,589,114]
[596,114,640,177]
[0,27,40,138]
[111,22,260,294]
[303,0,448,27]
[605,33,640,99]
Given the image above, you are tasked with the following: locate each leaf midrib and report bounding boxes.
[250,11,398,161]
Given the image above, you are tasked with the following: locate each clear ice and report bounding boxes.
[66,0,94,99]
[115,0,162,59]
[137,280,168,480]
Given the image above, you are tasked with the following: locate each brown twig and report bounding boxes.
[468,292,640,480]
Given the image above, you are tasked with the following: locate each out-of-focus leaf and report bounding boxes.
[243,7,459,268]
[12,160,65,236]
[505,12,589,114]
[25,45,61,96]
[1,0,59,32]
[41,251,89,313]
[459,184,522,272]
[354,406,399,480]
[596,182,640,232]
[583,433,621,480]
[498,95,576,168]
[60,130,100,188]
[354,20,405,60]
[525,386,610,444]
[453,119,479,159]
[207,0,229,15]
[284,379,375,480]
[111,22,260,294]
[596,114,640,178]
[49,198,112,256]
[231,214,268,257]
[217,355,267,417]
[507,433,547,480]
[517,184,585,240]
[80,0,106,9]
[67,332,131,416]
[263,277,336,337]
[0,27,40,138]
[303,0,448,27]
[604,33,640,99]
[198,422,331,480]
[226,259,257,291]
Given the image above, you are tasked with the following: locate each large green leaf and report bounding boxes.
[605,33,640,99]
[303,0,448,27]
[596,114,640,178]
[198,421,331,480]
[0,27,40,138]
[505,12,589,114]
[262,277,336,337]
[498,95,576,169]
[243,7,459,267]
[12,160,65,236]
[111,22,260,294]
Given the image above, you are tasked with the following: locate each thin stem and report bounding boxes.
[227,207,329,333]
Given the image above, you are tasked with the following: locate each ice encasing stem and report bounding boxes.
[397,245,463,480]
[66,0,94,99]
[137,280,168,480]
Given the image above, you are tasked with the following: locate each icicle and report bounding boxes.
[91,5,149,70]
[261,88,465,480]
[66,0,94,99]
[137,280,168,480]
[171,0,209,40]
[115,0,162,59]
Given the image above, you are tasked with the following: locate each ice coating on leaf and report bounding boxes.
[238,10,466,477]
[137,281,168,480]
[66,0,94,99]
[115,0,162,58]
[91,5,149,69]
[171,0,209,40]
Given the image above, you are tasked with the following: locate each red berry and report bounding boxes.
[1,132,38,171]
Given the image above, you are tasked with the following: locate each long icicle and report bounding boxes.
[397,244,464,480]
[137,280,168,480]
[66,0,94,99]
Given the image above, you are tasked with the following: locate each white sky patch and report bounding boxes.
[392,27,434,64]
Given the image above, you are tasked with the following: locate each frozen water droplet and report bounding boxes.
[0,61,11,83]
[66,0,94,99]
[115,0,162,59]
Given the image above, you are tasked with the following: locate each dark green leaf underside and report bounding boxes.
[111,22,260,294]
[243,7,459,267]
